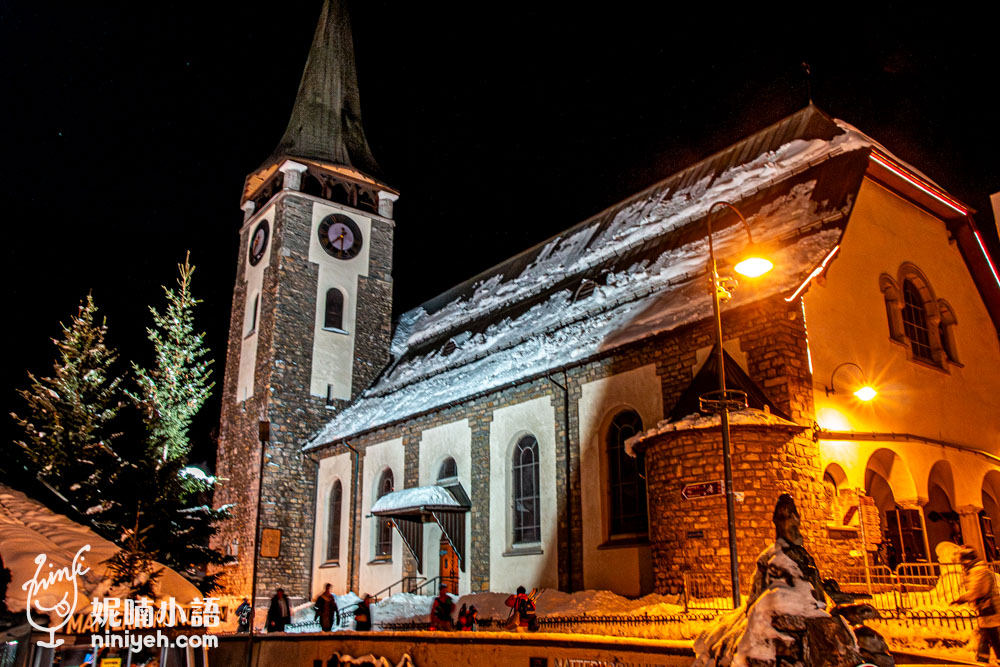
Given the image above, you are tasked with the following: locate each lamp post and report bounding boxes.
[701,201,773,609]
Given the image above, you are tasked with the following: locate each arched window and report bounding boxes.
[902,279,933,361]
[607,410,647,537]
[512,436,540,544]
[438,457,457,481]
[375,469,394,559]
[324,288,345,331]
[326,480,343,563]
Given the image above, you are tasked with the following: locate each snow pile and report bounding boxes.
[625,408,800,455]
[0,484,201,615]
[371,589,683,626]
[370,486,461,513]
[308,118,868,447]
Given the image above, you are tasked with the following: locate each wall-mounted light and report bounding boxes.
[825,362,877,401]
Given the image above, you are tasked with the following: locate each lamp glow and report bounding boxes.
[853,386,877,402]
[734,256,773,278]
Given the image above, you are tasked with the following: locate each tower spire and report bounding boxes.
[265,0,380,177]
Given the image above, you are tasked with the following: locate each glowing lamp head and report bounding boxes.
[853,386,877,402]
[734,256,773,278]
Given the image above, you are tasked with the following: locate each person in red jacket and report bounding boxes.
[504,586,538,632]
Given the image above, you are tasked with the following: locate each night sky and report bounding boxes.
[2,2,996,466]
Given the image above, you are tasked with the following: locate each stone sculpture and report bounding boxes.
[693,494,893,667]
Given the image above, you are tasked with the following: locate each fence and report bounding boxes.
[682,562,980,631]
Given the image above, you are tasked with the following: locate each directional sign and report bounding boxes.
[682,480,724,500]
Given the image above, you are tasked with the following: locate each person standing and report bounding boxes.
[314,583,340,632]
[235,597,252,633]
[430,583,455,631]
[354,594,373,631]
[504,586,538,632]
[266,588,291,633]
[952,547,1000,663]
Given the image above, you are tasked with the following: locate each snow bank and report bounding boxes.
[0,484,201,615]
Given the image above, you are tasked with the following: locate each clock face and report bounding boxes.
[318,214,363,260]
[248,220,269,266]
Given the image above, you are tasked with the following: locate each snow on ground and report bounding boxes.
[0,484,201,615]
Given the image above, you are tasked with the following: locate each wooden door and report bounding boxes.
[439,538,459,593]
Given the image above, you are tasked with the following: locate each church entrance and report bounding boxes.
[439,538,459,593]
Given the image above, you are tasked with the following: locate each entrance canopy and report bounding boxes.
[370,484,470,573]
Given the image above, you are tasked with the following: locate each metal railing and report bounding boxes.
[683,573,736,612]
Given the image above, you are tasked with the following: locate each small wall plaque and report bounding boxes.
[260,528,281,558]
[686,530,704,539]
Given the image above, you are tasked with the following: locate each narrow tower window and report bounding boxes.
[512,435,541,544]
[375,469,394,559]
[327,479,343,563]
[324,288,345,331]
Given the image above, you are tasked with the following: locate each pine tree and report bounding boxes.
[130,252,214,461]
[10,294,122,512]
[122,252,230,593]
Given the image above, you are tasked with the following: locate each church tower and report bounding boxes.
[212,0,397,603]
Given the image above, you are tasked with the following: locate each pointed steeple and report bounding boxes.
[265,0,380,177]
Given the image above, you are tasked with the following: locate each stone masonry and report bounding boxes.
[213,189,393,605]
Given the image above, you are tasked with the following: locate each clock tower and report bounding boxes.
[212,0,397,604]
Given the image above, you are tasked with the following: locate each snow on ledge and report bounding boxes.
[371,486,462,514]
[625,408,800,456]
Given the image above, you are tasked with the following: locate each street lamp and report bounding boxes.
[699,201,773,609]
[825,362,877,401]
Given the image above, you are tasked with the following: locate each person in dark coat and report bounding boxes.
[314,583,340,632]
[354,594,373,631]
[266,588,291,633]
[430,583,455,631]
[235,597,252,633]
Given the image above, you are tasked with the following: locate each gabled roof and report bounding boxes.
[307,105,878,449]
[666,346,791,423]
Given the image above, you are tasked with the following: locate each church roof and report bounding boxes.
[257,0,380,179]
[303,106,959,449]
[664,345,792,424]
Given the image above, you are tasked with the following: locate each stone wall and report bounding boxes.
[213,191,394,604]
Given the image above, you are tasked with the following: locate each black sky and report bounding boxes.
[2,2,996,465]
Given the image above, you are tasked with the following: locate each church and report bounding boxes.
[211,0,1000,607]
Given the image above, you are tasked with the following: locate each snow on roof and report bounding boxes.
[306,107,874,449]
[624,408,801,457]
[0,484,202,614]
[370,485,462,514]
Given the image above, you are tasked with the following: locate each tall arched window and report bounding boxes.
[902,279,933,361]
[607,410,647,537]
[512,436,540,544]
[326,480,343,563]
[325,288,345,331]
[375,469,394,559]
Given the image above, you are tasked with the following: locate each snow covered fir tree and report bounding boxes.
[6,258,230,596]
[211,0,1000,615]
